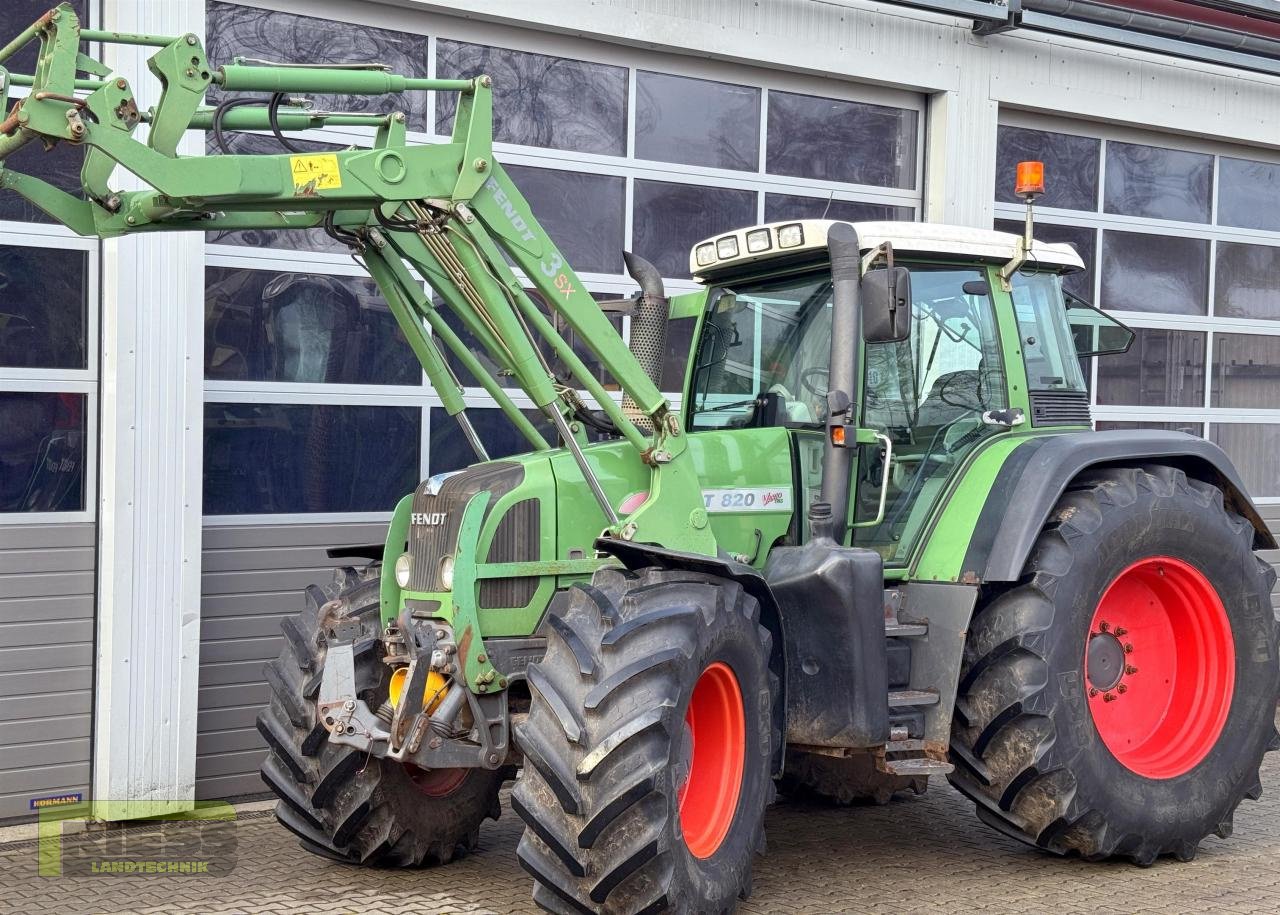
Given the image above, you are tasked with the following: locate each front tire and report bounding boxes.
[514,567,778,914]
[949,465,1280,864]
[257,565,507,866]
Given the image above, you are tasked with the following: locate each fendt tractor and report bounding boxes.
[5,7,1279,913]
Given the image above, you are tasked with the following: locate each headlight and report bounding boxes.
[695,243,716,266]
[746,228,771,253]
[395,553,412,588]
[439,555,455,591]
[716,235,739,259]
[777,223,804,248]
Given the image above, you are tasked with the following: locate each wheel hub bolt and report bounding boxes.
[1089,687,1099,697]
[1114,627,1127,636]
[1126,665,1138,675]
[1117,684,1128,694]
[1099,621,1110,632]
[1124,643,1134,653]
[1103,692,1117,702]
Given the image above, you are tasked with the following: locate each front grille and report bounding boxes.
[407,463,524,592]
[479,498,540,609]
[1029,390,1091,427]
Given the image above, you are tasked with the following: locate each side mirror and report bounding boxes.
[862,266,911,344]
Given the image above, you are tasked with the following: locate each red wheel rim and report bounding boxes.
[677,662,746,858]
[403,764,469,797]
[1086,556,1235,779]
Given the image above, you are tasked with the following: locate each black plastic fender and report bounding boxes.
[963,430,1276,583]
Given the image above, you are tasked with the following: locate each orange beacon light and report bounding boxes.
[1015,160,1046,199]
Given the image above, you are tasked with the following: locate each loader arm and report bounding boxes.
[0,3,716,556]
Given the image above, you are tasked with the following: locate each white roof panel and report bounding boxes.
[690,219,1086,280]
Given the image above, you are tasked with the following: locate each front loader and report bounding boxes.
[4,7,1278,913]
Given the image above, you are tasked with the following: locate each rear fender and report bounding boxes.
[964,430,1276,583]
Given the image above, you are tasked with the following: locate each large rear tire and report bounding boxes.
[949,465,1280,864]
[257,565,508,865]
[513,567,779,914]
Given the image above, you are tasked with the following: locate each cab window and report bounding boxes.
[853,266,1007,563]
[688,272,833,431]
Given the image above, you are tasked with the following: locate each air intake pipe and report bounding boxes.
[819,223,862,544]
[621,251,670,431]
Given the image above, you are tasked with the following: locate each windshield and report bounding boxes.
[689,272,834,431]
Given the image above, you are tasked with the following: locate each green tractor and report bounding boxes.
[3,7,1277,913]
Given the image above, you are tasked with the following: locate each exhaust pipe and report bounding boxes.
[820,223,862,544]
[621,251,669,431]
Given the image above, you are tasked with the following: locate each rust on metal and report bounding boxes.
[0,99,25,136]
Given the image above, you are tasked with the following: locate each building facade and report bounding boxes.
[1,0,1279,818]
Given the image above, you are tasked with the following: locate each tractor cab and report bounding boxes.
[683,219,1134,565]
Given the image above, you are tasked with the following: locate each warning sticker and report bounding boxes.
[289,154,343,195]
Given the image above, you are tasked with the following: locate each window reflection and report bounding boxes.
[635,71,760,171]
[1104,141,1212,224]
[205,268,419,385]
[633,180,756,279]
[0,246,88,370]
[436,40,627,155]
[767,91,917,189]
[765,194,911,224]
[1096,328,1205,408]
[1100,230,1208,315]
[206,1,430,130]
[1211,334,1280,409]
[0,392,86,513]
[1211,424,1280,498]
[203,403,419,514]
[996,126,1100,211]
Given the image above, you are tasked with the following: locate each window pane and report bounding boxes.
[0,389,85,511]
[5,1,88,74]
[1218,157,1280,232]
[0,392,86,513]
[765,194,912,224]
[506,165,624,275]
[1211,334,1280,409]
[635,71,759,171]
[1096,328,1204,408]
[1100,230,1208,315]
[1215,242,1280,321]
[0,141,86,225]
[0,245,88,370]
[205,267,419,385]
[1096,420,1203,436]
[205,135,349,253]
[996,219,1095,300]
[766,91,917,189]
[1104,141,1212,223]
[436,41,626,155]
[1211,424,1280,498]
[206,2,429,131]
[203,403,420,514]
[995,126,1100,211]
[633,180,756,279]
[429,407,555,474]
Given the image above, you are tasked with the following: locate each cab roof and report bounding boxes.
[689,219,1087,282]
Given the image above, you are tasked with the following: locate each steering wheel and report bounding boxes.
[800,367,829,398]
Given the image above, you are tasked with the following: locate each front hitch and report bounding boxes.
[315,611,511,771]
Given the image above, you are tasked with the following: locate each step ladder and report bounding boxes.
[879,593,954,778]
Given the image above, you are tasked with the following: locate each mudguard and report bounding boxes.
[964,430,1276,583]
